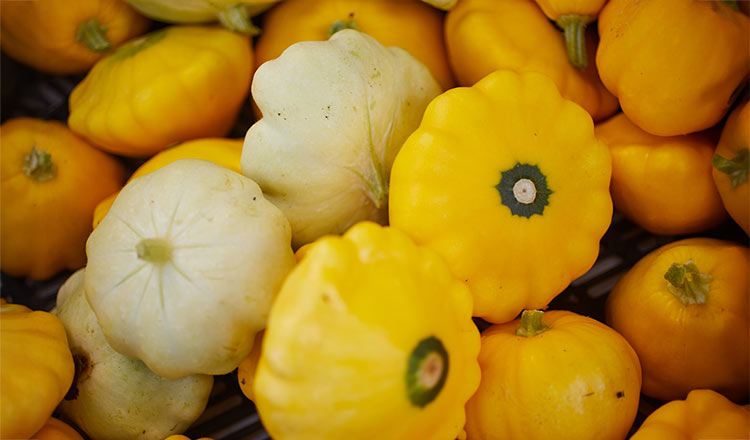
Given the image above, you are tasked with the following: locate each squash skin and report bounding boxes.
[68,26,252,157]
[125,0,278,23]
[254,0,454,92]
[595,112,727,235]
[605,238,749,402]
[712,101,749,234]
[0,0,149,74]
[465,310,641,440]
[0,118,125,280]
[445,0,618,121]
[32,418,84,440]
[596,0,750,136]
[0,304,75,439]
[389,70,612,323]
[630,389,750,440]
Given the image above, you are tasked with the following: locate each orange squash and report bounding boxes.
[713,101,749,234]
[237,331,264,402]
[32,418,84,440]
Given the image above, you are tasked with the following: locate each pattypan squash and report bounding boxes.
[0,303,74,439]
[68,25,252,157]
[56,270,213,440]
[389,70,612,324]
[0,118,125,280]
[713,101,749,235]
[606,238,749,402]
[465,310,641,440]
[237,331,264,402]
[597,0,749,136]
[32,417,84,440]
[254,222,481,440]
[242,29,441,248]
[85,159,295,379]
[0,0,149,74]
[421,0,456,10]
[630,389,750,440]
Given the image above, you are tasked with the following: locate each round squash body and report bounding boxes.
[389,70,612,324]
[596,0,749,136]
[0,118,125,280]
[125,0,278,23]
[445,0,618,122]
[254,0,454,91]
[243,30,441,248]
[32,418,84,440]
[630,389,750,440]
[164,436,214,440]
[55,269,214,440]
[605,238,749,402]
[465,310,642,440]
[712,101,749,235]
[68,26,252,157]
[92,137,243,228]
[85,159,295,379]
[254,222,481,440]
[0,0,149,74]
[595,112,727,235]
[0,303,75,439]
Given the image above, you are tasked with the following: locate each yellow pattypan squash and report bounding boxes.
[55,269,213,440]
[0,0,149,74]
[597,0,749,136]
[595,112,727,235]
[630,389,750,440]
[86,159,295,379]
[533,0,608,69]
[254,0,454,91]
[466,310,641,440]
[243,30,440,248]
[69,26,252,157]
[445,0,618,122]
[606,238,749,402]
[164,437,214,440]
[0,118,125,280]
[389,70,612,324]
[254,222,480,440]
[713,101,749,235]
[32,417,84,440]
[237,331,264,402]
[92,137,243,228]
[0,303,75,439]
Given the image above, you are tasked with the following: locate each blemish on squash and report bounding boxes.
[241,378,246,385]
[616,391,624,398]
[65,352,92,400]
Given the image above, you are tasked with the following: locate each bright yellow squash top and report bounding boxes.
[389,70,612,324]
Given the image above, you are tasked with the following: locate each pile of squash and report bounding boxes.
[1,0,748,439]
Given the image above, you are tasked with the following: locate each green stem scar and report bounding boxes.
[664,260,711,305]
[721,0,739,11]
[217,4,261,35]
[496,163,552,218]
[76,19,112,52]
[136,238,172,264]
[406,336,448,408]
[557,14,590,70]
[329,14,359,37]
[713,149,748,188]
[516,310,549,337]
[24,145,57,182]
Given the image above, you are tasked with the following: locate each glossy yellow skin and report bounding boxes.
[606,238,749,402]
[69,26,252,157]
[254,222,480,440]
[254,0,454,91]
[0,304,75,439]
[389,70,612,323]
[445,0,618,121]
[237,331,264,402]
[713,101,749,234]
[597,0,749,136]
[0,0,149,74]
[33,418,84,440]
[92,137,243,227]
[0,118,125,279]
[465,310,642,440]
[596,113,727,235]
[631,389,749,440]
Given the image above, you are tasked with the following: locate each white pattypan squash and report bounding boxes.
[56,270,213,440]
[242,29,441,248]
[85,159,295,379]
[421,0,457,10]
[125,0,279,33]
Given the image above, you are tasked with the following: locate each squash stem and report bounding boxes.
[23,145,57,182]
[75,19,112,52]
[328,17,360,37]
[557,14,589,70]
[721,0,740,11]
[136,238,172,264]
[217,4,261,35]
[664,260,711,305]
[713,149,748,188]
[516,310,549,337]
